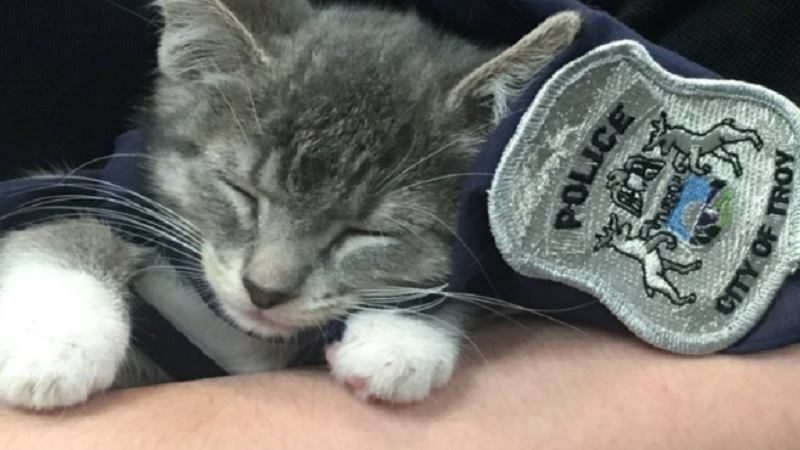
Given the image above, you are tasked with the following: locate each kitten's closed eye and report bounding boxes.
[221,178,259,220]
[222,179,258,203]
[330,227,396,254]
[342,228,388,239]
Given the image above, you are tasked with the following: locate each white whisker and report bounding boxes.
[357,284,594,337]
[384,172,494,198]
[7,174,203,240]
[392,204,498,298]
[213,83,251,148]
[379,139,465,195]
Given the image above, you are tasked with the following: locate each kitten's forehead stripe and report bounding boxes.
[250,142,272,188]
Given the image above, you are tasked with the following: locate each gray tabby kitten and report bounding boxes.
[0,0,579,410]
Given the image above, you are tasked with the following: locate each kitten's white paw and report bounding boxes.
[328,310,459,404]
[0,263,129,410]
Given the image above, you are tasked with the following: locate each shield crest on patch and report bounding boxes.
[489,40,800,354]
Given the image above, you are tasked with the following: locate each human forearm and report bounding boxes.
[2,320,799,449]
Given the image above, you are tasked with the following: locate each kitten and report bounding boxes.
[0,0,580,410]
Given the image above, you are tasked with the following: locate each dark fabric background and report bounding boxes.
[614,0,800,104]
[0,0,159,179]
[1,0,798,179]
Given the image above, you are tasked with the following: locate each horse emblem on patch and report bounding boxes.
[489,40,800,354]
[595,112,767,307]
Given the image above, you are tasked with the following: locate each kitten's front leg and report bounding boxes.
[0,219,138,410]
[327,304,470,403]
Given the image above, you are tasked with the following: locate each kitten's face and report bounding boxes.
[146,4,493,336]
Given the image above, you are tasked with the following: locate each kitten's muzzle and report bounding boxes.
[243,278,292,309]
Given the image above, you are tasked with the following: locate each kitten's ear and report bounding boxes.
[447,11,581,124]
[155,0,310,82]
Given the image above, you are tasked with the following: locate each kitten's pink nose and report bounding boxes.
[243,278,291,309]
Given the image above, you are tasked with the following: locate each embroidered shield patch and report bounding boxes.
[489,40,800,354]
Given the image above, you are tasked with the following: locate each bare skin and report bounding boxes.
[1,319,799,450]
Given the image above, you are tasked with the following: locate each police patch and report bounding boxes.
[489,40,800,354]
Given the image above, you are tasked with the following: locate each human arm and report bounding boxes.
[1,319,798,450]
